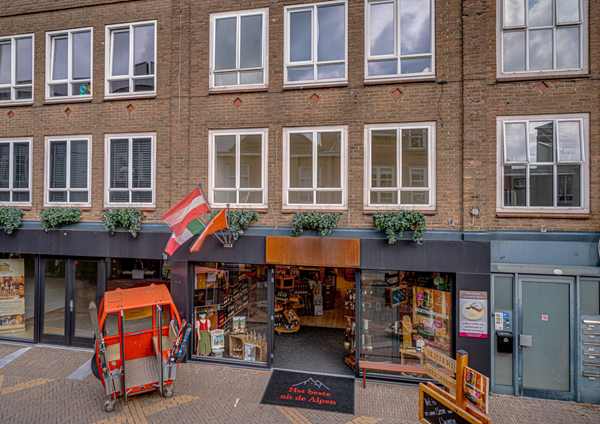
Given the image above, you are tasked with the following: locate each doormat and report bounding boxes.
[261,369,355,414]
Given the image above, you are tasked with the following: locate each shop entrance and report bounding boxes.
[272,266,356,376]
[39,258,103,348]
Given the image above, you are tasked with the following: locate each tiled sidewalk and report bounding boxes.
[0,343,599,424]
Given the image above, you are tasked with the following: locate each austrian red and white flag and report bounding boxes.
[162,187,210,255]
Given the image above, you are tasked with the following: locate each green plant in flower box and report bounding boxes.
[0,207,24,234]
[372,210,426,245]
[40,207,82,231]
[291,211,340,237]
[102,208,146,238]
[227,209,259,240]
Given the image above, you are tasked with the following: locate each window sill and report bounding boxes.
[496,212,592,219]
[364,209,437,216]
[282,209,346,214]
[496,73,591,83]
[45,97,93,105]
[212,206,269,213]
[364,77,437,86]
[103,93,157,102]
[43,205,91,211]
[103,206,156,212]
[283,82,348,91]
[0,205,32,210]
[0,101,33,108]
[208,87,269,95]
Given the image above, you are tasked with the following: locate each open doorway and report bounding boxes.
[273,266,356,376]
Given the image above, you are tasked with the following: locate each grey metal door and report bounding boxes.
[518,277,575,400]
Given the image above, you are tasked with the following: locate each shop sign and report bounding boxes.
[424,364,456,392]
[423,346,456,372]
[464,366,490,415]
[459,291,488,339]
[419,383,482,424]
[0,260,26,334]
[124,306,152,321]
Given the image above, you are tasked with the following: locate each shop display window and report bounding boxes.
[193,263,268,363]
[360,270,452,378]
[106,258,171,291]
[0,254,34,340]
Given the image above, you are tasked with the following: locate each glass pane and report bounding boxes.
[504,122,527,161]
[69,192,88,203]
[70,140,88,189]
[52,37,68,80]
[317,64,344,80]
[290,11,312,62]
[0,43,11,85]
[239,191,262,204]
[72,82,91,96]
[240,134,262,189]
[372,130,397,188]
[530,165,553,206]
[289,133,313,188]
[529,121,553,163]
[400,191,429,205]
[288,66,314,82]
[402,129,428,188]
[368,60,397,76]
[50,84,68,97]
[74,261,98,339]
[240,15,263,69]
[240,71,263,85]
[214,191,236,204]
[0,88,10,101]
[494,276,513,310]
[556,27,580,69]
[289,191,313,204]
[0,192,9,201]
[528,0,552,27]
[110,139,129,189]
[43,259,66,336]
[316,191,342,204]
[112,31,130,76]
[72,31,91,79]
[401,57,431,74]
[580,280,600,315]
[370,2,394,56]
[49,141,67,189]
[133,78,154,92]
[110,80,129,93]
[556,165,580,207]
[0,143,9,188]
[0,255,35,340]
[132,138,152,189]
[215,72,237,86]
[370,191,397,204]
[131,191,152,203]
[133,25,155,76]
[215,17,237,71]
[529,29,552,71]
[400,0,430,55]
[13,143,28,189]
[12,192,29,202]
[557,0,580,23]
[503,31,526,72]
[16,87,32,100]
[557,121,581,161]
[504,0,525,27]
[215,135,236,189]
[16,37,32,84]
[49,191,67,202]
[317,132,341,188]
[109,191,129,203]
[317,5,345,62]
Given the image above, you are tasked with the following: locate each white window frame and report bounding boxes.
[104,133,156,207]
[104,21,157,99]
[0,138,32,207]
[45,28,93,102]
[209,8,269,91]
[364,122,436,211]
[283,125,348,210]
[44,135,92,207]
[283,0,348,87]
[496,113,589,213]
[0,34,34,105]
[364,0,435,82]
[497,0,588,78]
[208,128,269,209]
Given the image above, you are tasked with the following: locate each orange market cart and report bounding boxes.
[89,284,191,412]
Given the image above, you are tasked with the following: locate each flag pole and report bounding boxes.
[195,215,227,245]
[197,183,229,247]
[225,204,232,247]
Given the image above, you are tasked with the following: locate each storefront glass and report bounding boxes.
[107,258,171,291]
[193,263,268,363]
[360,270,452,378]
[0,254,34,340]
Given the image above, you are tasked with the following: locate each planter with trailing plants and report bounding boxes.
[102,209,146,238]
[40,207,82,231]
[290,211,340,237]
[372,210,426,245]
[0,207,24,234]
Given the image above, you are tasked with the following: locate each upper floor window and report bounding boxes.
[497,114,589,212]
[104,133,155,207]
[364,123,436,210]
[0,138,31,205]
[105,21,156,98]
[284,1,347,86]
[46,29,92,101]
[283,126,347,209]
[500,0,587,75]
[365,0,435,80]
[0,35,33,103]
[210,9,268,90]
[208,129,268,208]
[45,136,91,206]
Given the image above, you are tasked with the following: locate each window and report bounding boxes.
[105,21,156,97]
[365,0,435,80]
[284,1,347,86]
[104,133,155,206]
[45,136,91,206]
[0,34,33,103]
[208,129,268,208]
[497,114,589,212]
[283,126,347,209]
[499,0,587,75]
[46,28,92,100]
[364,123,436,210]
[0,138,31,205]
[210,9,268,89]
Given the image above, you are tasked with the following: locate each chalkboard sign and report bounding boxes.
[419,383,482,424]
[389,285,407,307]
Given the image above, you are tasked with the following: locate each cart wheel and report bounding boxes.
[163,386,174,398]
[104,400,116,412]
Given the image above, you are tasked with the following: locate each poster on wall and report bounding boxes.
[463,366,490,415]
[0,260,26,334]
[459,291,488,338]
[413,287,452,351]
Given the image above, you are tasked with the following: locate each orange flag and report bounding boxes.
[189,209,228,253]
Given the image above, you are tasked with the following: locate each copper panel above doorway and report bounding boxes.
[265,237,360,268]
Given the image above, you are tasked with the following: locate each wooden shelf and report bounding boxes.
[291,303,305,309]
[275,325,300,334]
